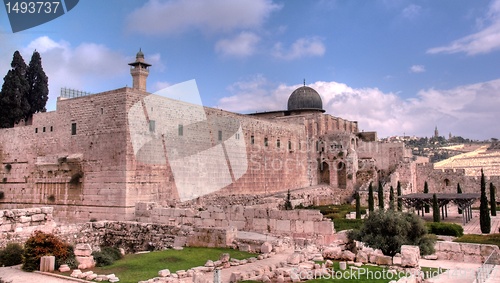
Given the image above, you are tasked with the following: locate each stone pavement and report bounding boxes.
[0,265,80,283]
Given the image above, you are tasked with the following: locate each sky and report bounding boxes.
[1,0,500,140]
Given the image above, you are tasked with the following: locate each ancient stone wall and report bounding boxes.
[135,203,335,243]
[433,241,499,262]
[0,207,56,248]
[415,164,500,198]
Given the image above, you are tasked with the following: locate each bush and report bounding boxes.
[0,243,23,266]
[348,210,435,256]
[22,231,74,271]
[426,222,464,237]
[92,246,122,267]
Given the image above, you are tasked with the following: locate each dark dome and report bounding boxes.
[287,86,323,111]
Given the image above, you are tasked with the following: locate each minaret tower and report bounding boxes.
[128,49,151,91]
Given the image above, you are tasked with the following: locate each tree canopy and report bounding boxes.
[0,50,48,127]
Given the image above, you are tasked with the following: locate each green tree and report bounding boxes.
[348,210,435,257]
[284,189,292,210]
[480,169,491,234]
[490,183,497,217]
[432,193,440,222]
[457,183,463,214]
[0,51,30,127]
[25,50,48,119]
[389,185,395,210]
[424,181,430,213]
[355,192,361,219]
[368,182,374,212]
[378,180,384,210]
[397,181,403,212]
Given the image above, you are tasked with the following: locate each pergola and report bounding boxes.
[398,193,480,224]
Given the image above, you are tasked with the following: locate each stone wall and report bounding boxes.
[433,241,499,262]
[0,207,56,248]
[135,203,335,243]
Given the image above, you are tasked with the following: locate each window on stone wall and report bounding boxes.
[71,123,76,135]
[178,124,183,136]
[444,179,450,186]
[101,107,104,114]
[251,135,255,144]
[149,120,155,132]
[299,141,301,150]
[288,140,292,150]
[35,128,38,133]
[264,137,268,147]
[43,127,46,132]
[50,126,53,132]
[277,139,280,148]
[218,130,222,141]
[235,132,240,140]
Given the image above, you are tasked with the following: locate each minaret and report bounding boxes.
[434,126,439,138]
[128,49,151,91]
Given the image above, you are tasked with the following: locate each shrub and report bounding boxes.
[348,210,435,256]
[92,246,122,267]
[426,222,464,237]
[22,231,73,271]
[0,243,23,266]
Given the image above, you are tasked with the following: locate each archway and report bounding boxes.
[319,162,330,184]
[337,162,347,189]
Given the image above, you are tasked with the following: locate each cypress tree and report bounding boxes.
[424,181,430,213]
[480,169,491,234]
[389,186,395,210]
[368,182,374,212]
[490,183,497,217]
[0,51,29,127]
[284,189,292,210]
[355,192,361,219]
[397,181,402,212]
[457,183,463,214]
[378,181,384,210]
[25,50,48,119]
[432,193,440,222]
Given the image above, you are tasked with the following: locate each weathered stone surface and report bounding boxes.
[340,250,356,261]
[401,245,420,268]
[322,246,342,259]
[261,242,272,254]
[376,255,392,265]
[158,269,171,277]
[287,253,301,265]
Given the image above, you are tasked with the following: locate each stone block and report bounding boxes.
[376,255,392,265]
[339,261,347,270]
[459,243,480,255]
[314,221,334,235]
[243,208,254,219]
[322,246,342,259]
[437,241,461,253]
[480,244,498,257]
[40,256,55,272]
[355,250,369,263]
[76,256,95,269]
[261,242,272,253]
[276,220,290,232]
[200,211,211,219]
[253,218,268,231]
[31,213,46,222]
[202,218,216,227]
[254,209,268,218]
[287,253,301,265]
[340,250,356,261]
[294,220,304,233]
[59,264,71,272]
[238,244,251,252]
[303,221,314,233]
[19,216,31,223]
[158,269,171,277]
[229,272,242,283]
[401,245,420,268]
[173,236,187,247]
[228,220,245,230]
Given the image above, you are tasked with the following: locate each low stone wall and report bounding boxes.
[0,207,56,248]
[434,241,499,262]
[135,203,335,244]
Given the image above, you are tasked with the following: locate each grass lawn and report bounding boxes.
[61,247,255,283]
[453,233,500,247]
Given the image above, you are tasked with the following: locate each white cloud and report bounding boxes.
[151,81,171,93]
[401,4,421,20]
[272,37,326,60]
[427,0,500,55]
[217,77,500,140]
[410,65,425,73]
[17,36,130,111]
[215,32,260,57]
[126,0,281,35]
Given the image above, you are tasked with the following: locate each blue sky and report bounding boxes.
[1,0,500,140]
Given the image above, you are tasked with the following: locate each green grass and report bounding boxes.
[453,233,500,247]
[61,247,254,283]
[333,219,364,231]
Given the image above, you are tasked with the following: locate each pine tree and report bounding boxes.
[490,183,497,217]
[368,182,374,212]
[457,183,463,214]
[389,186,395,210]
[424,181,430,213]
[378,181,384,210]
[0,51,29,127]
[355,192,361,219]
[480,169,491,233]
[25,50,48,119]
[432,193,440,222]
[397,181,402,212]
